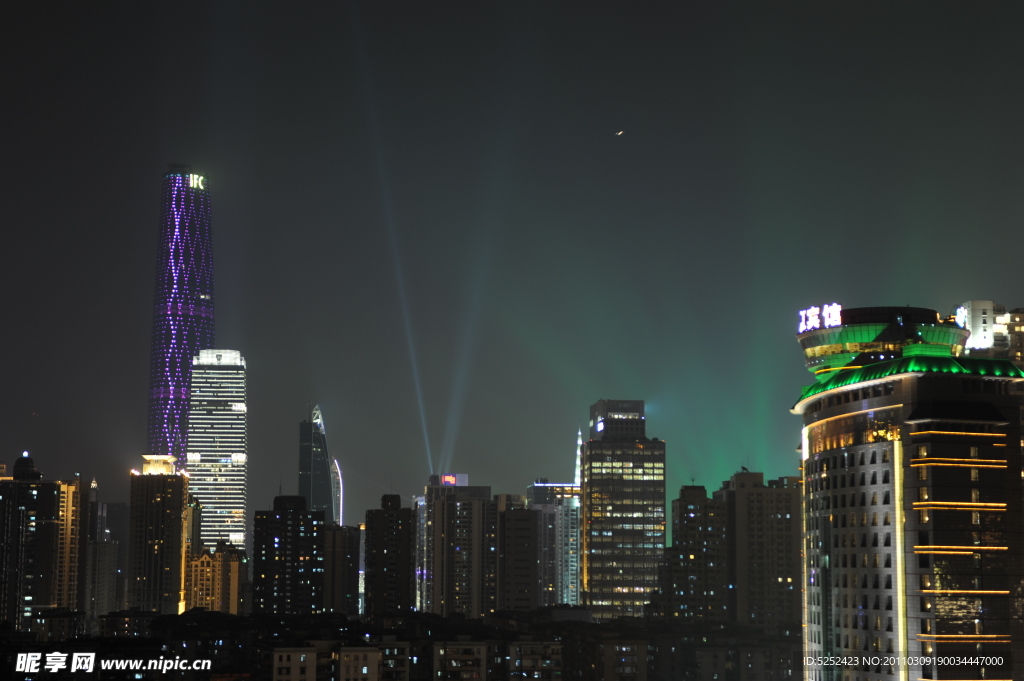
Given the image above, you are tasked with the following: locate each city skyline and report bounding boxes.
[5,3,1024,536]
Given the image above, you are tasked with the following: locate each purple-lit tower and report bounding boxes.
[147,166,214,466]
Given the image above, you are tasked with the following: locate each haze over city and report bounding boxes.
[4,2,1023,530]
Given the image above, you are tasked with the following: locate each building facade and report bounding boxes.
[0,454,89,629]
[364,494,414,621]
[794,304,1024,681]
[527,479,581,606]
[415,478,497,618]
[185,541,249,614]
[323,524,361,616]
[147,166,215,466]
[659,485,728,623]
[580,399,666,620]
[252,496,325,615]
[186,349,247,548]
[127,455,189,615]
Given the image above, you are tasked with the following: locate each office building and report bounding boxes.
[415,476,497,618]
[147,166,215,466]
[186,349,247,548]
[299,405,342,525]
[794,304,1024,681]
[364,494,414,621]
[527,479,581,606]
[580,399,666,620]
[252,496,325,615]
[127,455,189,615]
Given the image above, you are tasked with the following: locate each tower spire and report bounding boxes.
[575,427,583,487]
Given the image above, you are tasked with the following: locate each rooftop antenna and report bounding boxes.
[687,470,696,485]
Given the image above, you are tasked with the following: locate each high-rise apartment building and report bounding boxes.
[659,485,728,623]
[147,166,215,466]
[527,479,581,606]
[794,304,1024,681]
[580,399,666,620]
[323,525,361,616]
[299,406,342,525]
[723,473,801,634]
[497,507,540,611]
[186,349,247,548]
[185,541,249,614]
[364,494,414,621]
[415,477,497,618]
[127,455,189,615]
[252,496,325,615]
[0,454,89,629]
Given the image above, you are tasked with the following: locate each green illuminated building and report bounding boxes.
[794,305,1024,681]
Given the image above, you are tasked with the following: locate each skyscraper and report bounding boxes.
[127,455,189,615]
[415,476,497,618]
[580,399,666,620]
[186,349,247,548]
[299,406,341,525]
[147,166,215,466]
[794,304,1024,681]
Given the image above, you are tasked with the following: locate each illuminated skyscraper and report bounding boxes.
[580,399,666,620]
[794,304,1024,681]
[299,406,341,525]
[147,166,215,466]
[186,349,247,548]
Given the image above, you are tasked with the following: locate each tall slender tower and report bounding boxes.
[299,406,340,525]
[147,166,215,466]
[186,349,247,548]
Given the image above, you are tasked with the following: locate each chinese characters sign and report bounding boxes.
[798,303,842,333]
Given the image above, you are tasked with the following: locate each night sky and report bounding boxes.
[4,3,1023,527]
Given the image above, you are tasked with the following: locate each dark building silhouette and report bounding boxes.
[658,473,800,636]
[580,399,666,620]
[127,455,188,615]
[298,405,341,526]
[795,304,1024,680]
[147,166,215,466]
[497,507,540,611]
[364,494,414,620]
[252,496,325,614]
[658,484,728,623]
[323,525,360,615]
